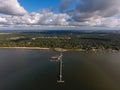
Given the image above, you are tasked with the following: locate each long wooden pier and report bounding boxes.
[50,52,64,83]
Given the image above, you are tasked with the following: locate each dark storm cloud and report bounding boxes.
[60,0,120,21]
[60,0,74,12]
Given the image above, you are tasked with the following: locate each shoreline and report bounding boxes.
[0,47,83,52]
[0,47,69,52]
[0,47,119,53]
[0,47,50,50]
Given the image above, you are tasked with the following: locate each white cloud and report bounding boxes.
[100,17,120,28]
[0,11,70,27]
[1,12,120,29]
[0,0,120,29]
[0,17,7,24]
[0,10,120,29]
[68,15,120,28]
[37,12,69,25]
[0,0,27,15]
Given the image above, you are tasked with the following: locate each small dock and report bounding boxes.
[50,52,64,83]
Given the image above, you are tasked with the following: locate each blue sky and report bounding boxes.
[0,0,120,30]
[19,0,61,13]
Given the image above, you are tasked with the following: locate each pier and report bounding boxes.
[50,52,64,83]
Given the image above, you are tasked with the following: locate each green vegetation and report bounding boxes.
[0,31,120,52]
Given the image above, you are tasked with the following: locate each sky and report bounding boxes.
[19,0,61,13]
[0,0,120,30]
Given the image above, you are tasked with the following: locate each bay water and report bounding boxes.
[0,49,120,90]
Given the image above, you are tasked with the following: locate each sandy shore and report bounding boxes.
[0,47,119,53]
[0,47,70,52]
[0,47,69,52]
[0,47,50,50]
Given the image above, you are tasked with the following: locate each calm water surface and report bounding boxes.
[0,49,120,90]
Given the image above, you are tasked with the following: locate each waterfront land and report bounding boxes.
[0,30,120,52]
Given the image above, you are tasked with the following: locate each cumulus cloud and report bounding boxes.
[0,0,27,15]
[99,17,120,28]
[67,15,120,28]
[60,0,120,21]
[0,11,120,28]
[0,17,7,24]
[37,11,69,25]
[0,10,70,27]
[0,0,120,29]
